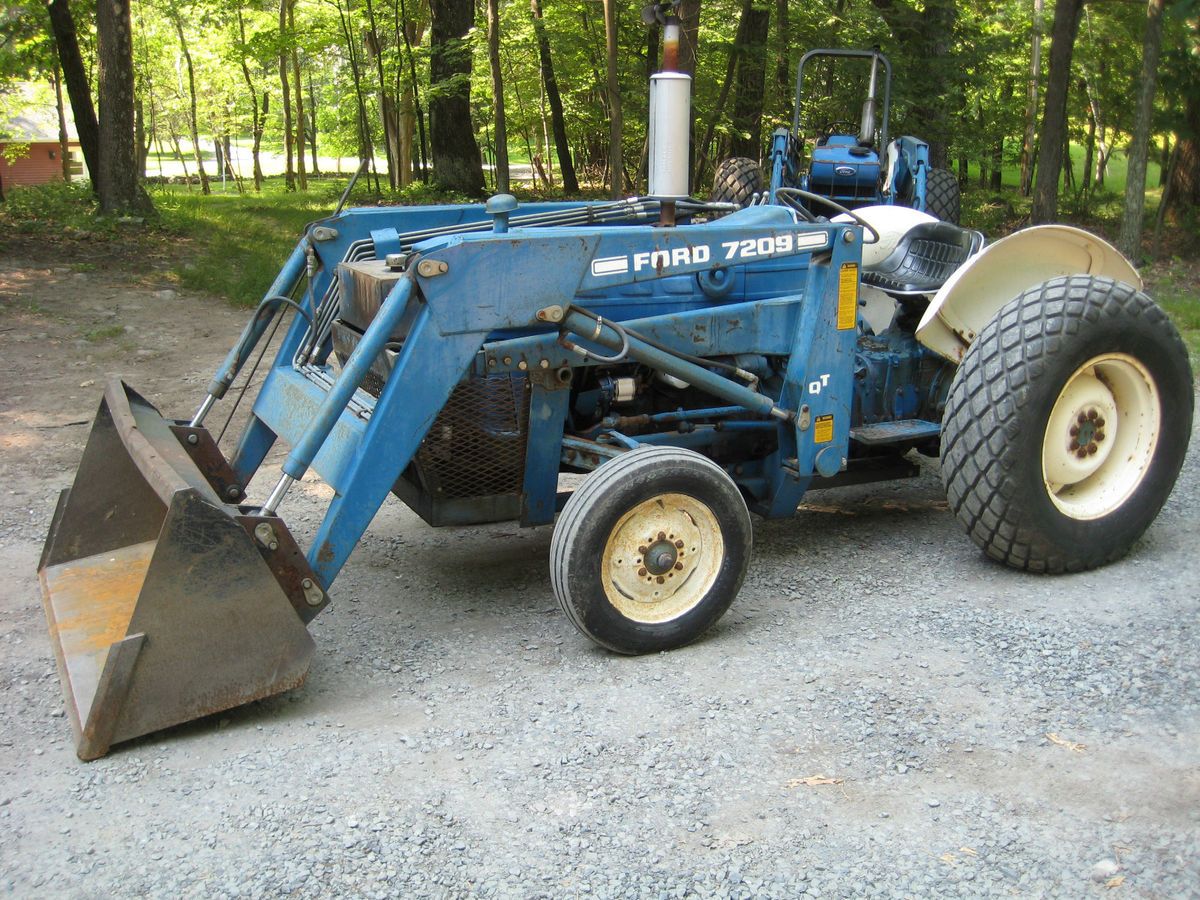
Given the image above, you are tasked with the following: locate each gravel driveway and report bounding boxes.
[1,259,1197,897]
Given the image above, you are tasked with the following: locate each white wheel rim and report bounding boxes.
[1041,353,1160,520]
[601,493,724,624]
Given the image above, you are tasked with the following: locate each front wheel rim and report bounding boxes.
[601,493,724,624]
[1041,353,1160,520]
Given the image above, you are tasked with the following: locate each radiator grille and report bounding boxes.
[414,375,530,498]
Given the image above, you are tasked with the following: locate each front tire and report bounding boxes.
[551,447,752,654]
[940,275,1193,573]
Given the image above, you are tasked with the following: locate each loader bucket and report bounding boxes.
[39,380,323,760]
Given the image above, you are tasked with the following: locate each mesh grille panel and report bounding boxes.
[415,375,530,498]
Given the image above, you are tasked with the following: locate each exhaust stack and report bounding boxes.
[646,3,691,224]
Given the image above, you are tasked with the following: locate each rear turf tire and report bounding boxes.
[551,447,752,654]
[710,157,764,214]
[940,275,1193,573]
[924,167,961,224]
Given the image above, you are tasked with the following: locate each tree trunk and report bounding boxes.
[135,99,147,177]
[602,0,622,197]
[1116,0,1166,260]
[279,0,295,190]
[1165,76,1200,220]
[429,0,485,194]
[236,8,266,191]
[870,0,958,168]
[47,0,99,188]
[1030,0,1084,224]
[308,76,320,176]
[678,0,701,76]
[172,14,210,195]
[1020,0,1045,196]
[289,1,307,190]
[531,0,578,193]
[774,0,791,109]
[398,0,429,182]
[487,0,509,193]
[96,0,153,215]
[695,0,751,180]
[52,62,72,182]
[365,0,400,189]
[990,81,1011,191]
[1081,90,1096,199]
[1087,59,1109,190]
[335,0,380,192]
[1154,141,1179,254]
[169,130,190,185]
[729,7,770,160]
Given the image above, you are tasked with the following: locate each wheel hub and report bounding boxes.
[641,537,680,576]
[1042,354,1160,520]
[601,494,724,624]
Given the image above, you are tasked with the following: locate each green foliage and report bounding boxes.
[0,181,104,232]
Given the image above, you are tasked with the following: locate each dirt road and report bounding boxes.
[1,257,1197,897]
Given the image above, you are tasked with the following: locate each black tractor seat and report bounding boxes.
[861,221,984,295]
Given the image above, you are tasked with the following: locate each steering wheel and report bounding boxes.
[773,188,881,246]
[815,121,861,142]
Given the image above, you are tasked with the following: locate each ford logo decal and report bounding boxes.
[834,166,856,177]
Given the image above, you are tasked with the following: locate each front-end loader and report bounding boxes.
[40,6,1192,760]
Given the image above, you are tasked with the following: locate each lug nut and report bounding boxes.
[674,539,684,548]
[1096,431,1105,442]
[1077,413,1087,424]
[1087,409,1097,421]
[656,576,665,584]
[1087,445,1098,455]
[1076,449,1088,459]
[1096,417,1105,427]
[638,546,648,555]
[638,567,647,577]
[658,532,666,541]
[1069,425,1079,437]
[674,562,683,570]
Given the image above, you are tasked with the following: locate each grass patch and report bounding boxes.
[82,324,126,342]
[1143,262,1200,374]
[152,178,347,305]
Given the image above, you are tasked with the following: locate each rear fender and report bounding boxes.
[915,225,1141,363]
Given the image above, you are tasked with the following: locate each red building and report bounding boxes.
[0,95,87,190]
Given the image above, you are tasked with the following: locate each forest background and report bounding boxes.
[0,0,1198,344]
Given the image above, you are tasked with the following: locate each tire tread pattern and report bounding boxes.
[925,167,961,224]
[710,157,764,211]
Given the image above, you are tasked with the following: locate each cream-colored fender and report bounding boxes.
[915,225,1141,363]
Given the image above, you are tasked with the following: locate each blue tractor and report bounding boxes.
[38,21,1191,759]
[713,48,961,223]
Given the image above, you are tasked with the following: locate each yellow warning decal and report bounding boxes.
[814,414,834,444]
[837,263,859,330]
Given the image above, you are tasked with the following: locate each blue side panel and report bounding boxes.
[478,294,803,375]
[521,381,571,526]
